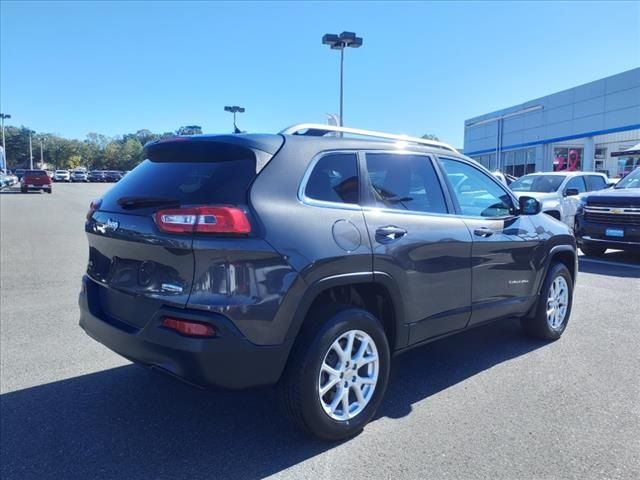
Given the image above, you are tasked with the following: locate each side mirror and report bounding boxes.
[564,188,580,197]
[519,196,541,215]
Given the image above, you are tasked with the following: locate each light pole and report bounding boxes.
[0,113,10,172]
[322,31,363,127]
[224,106,245,133]
[39,137,46,167]
[28,130,34,169]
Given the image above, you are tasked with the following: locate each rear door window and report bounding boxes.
[585,175,606,191]
[304,153,359,204]
[565,176,587,194]
[364,153,447,214]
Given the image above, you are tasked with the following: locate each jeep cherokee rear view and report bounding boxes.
[79,124,577,440]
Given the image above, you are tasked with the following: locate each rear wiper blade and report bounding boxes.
[117,196,180,209]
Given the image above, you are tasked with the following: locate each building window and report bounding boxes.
[471,154,495,170]
[594,147,607,174]
[501,148,535,176]
[553,147,582,172]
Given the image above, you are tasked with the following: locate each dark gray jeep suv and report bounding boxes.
[79,124,577,440]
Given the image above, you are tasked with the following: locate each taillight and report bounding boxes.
[155,206,251,234]
[161,317,216,338]
[87,198,102,220]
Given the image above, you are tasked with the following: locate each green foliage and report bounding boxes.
[176,125,202,136]
[2,125,187,171]
[421,133,440,141]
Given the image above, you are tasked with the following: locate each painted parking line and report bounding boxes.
[578,257,640,269]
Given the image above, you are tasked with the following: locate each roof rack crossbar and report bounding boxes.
[279,123,458,153]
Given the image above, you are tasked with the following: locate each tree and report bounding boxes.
[422,133,440,141]
[176,125,202,136]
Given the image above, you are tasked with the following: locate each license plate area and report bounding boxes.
[605,228,624,238]
[99,286,157,329]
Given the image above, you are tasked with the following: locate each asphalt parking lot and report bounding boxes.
[1,183,639,480]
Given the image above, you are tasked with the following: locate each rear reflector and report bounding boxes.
[161,317,216,337]
[155,206,251,234]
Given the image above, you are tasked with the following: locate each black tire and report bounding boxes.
[21,187,27,193]
[46,189,52,194]
[521,262,573,341]
[279,306,390,441]
[580,245,606,257]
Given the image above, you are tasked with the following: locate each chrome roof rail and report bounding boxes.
[279,123,458,153]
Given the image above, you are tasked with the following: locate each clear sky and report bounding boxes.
[1,0,639,147]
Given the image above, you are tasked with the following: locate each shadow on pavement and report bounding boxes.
[0,189,44,195]
[0,319,544,480]
[579,257,640,279]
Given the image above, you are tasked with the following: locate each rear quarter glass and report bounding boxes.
[98,142,258,214]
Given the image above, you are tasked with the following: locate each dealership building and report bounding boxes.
[463,67,640,178]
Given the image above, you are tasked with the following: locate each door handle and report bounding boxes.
[474,227,494,237]
[376,226,407,241]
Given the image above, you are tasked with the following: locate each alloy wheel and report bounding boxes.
[318,330,379,421]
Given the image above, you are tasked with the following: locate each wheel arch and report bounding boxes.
[541,245,578,294]
[284,272,407,353]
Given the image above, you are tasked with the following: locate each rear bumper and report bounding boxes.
[79,276,293,390]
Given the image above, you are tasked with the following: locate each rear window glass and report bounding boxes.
[304,153,359,204]
[100,142,257,211]
[26,170,47,176]
[585,175,606,191]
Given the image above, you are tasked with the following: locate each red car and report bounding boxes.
[20,170,52,194]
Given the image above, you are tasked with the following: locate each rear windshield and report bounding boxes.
[25,170,47,177]
[510,174,565,193]
[99,142,257,212]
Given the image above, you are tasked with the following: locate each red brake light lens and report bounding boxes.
[87,198,102,220]
[161,317,216,338]
[155,206,251,234]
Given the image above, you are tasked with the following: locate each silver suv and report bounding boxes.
[510,171,609,227]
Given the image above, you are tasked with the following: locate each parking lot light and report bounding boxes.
[322,31,363,128]
[224,105,245,134]
[0,113,10,172]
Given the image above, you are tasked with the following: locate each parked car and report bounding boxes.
[1,172,18,188]
[88,170,106,182]
[104,170,124,182]
[575,167,640,256]
[491,170,517,186]
[20,169,52,193]
[71,170,89,182]
[14,168,26,181]
[79,124,577,440]
[510,171,609,227]
[54,170,71,182]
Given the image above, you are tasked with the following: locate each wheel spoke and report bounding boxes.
[341,387,350,416]
[344,331,355,360]
[352,337,369,363]
[320,376,340,396]
[321,363,340,378]
[353,384,366,405]
[360,355,377,367]
[329,387,346,414]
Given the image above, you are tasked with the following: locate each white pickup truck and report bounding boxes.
[510,171,609,228]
